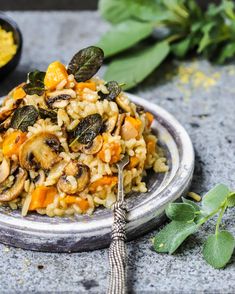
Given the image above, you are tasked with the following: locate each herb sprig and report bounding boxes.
[153,184,235,269]
[98,0,235,89]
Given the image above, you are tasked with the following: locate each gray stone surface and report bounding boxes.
[0,11,234,293]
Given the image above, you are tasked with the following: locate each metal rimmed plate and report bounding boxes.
[0,93,194,252]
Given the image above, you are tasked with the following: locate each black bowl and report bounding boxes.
[0,13,23,81]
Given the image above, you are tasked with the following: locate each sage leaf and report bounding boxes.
[98,0,132,24]
[203,231,235,269]
[182,197,200,212]
[67,46,104,82]
[98,81,121,101]
[154,221,198,254]
[104,41,170,90]
[97,20,153,58]
[227,192,235,208]
[69,114,102,146]
[202,184,230,215]
[166,203,196,222]
[23,70,46,96]
[10,106,38,132]
[38,108,57,122]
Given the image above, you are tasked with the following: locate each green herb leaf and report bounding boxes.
[217,43,235,63]
[97,20,153,58]
[10,105,39,132]
[171,37,191,57]
[23,70,46,96]
[67,46,104,82]
[104,41,170,90]
[166,203,196,221]
[202,184,230,215]
[98,0,132,24]
[182,197,200,212]
[38,108,57,122]
[154,221,198,254]
[202,231,235,269]
[98,81,121,101]
[227,192,235,207]
[69,113,102,146]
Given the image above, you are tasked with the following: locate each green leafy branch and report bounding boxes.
[153,184,235,269]
[97,0,235,89]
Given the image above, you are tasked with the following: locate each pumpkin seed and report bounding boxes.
[67,46,104,82]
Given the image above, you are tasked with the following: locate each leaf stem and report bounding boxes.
[165,34,184,44]
[215,203,227,236]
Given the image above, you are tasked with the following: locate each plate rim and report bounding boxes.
[0,93,194,251]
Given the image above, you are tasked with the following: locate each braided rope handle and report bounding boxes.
[107,201,127,294]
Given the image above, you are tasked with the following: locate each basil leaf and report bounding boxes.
[104,41,170,90]
[23,70,46,96]
[202,184,230,215]
[69,114,102,146]
[98,81,121,101]
[227,192,235,207]
[203,231,235,269]
[67,46,104,82]
[166,203,196,222]
[38,108,57,122]
[154,221,198,254]
[98,0,131,24]
[10,105,38,132]
[97,20,153,58]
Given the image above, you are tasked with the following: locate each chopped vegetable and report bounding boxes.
[145,112,154,128]
[13,87,26,100]
[64,196,89,212]
[29,186,57,211]
[146,137,156,154]
[89,176,118,193]
[44,61,68,90]
[121,116,142,140]
[98,134,122,164]
[127,156,139,169]
[2,130,27,157]
[75,81,96,92]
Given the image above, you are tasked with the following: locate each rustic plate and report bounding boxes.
[0,93,194,252]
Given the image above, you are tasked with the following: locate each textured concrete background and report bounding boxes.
[0,11,235,293]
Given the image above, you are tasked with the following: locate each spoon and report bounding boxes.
[107,155,129,294]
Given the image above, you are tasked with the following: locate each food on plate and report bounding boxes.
[0,26,17,68]
[0,46,168,217]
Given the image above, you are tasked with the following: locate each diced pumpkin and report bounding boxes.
[44,61,68,90]
[146,137,156,154]
[64,196,89,212]
[98,136,122,164]
[13,87,26,100]
[89,176,118,193]
[29,186,57,211]
[121,116,142,140]
[145,112,154,128]
[127,156,139,169]
[75,81,96,92]
[2,131,27,157]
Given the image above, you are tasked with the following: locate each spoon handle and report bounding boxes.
[107,200,127,294]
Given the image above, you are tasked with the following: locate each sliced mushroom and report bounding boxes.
[81,134,103,155]
[114,113,125,136]
[19,132,61,170]
[104,113,118,133]
[46,94,71,108]
[0,158,10,184]
[116,95,133,114]
[0,116,12,133]
[0,101,20,122]
[0,168,27,202]
[57,161,90,194]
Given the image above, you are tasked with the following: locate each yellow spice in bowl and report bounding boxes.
[0,26,17,67]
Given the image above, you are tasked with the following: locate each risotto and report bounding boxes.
[0,46,168,217]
